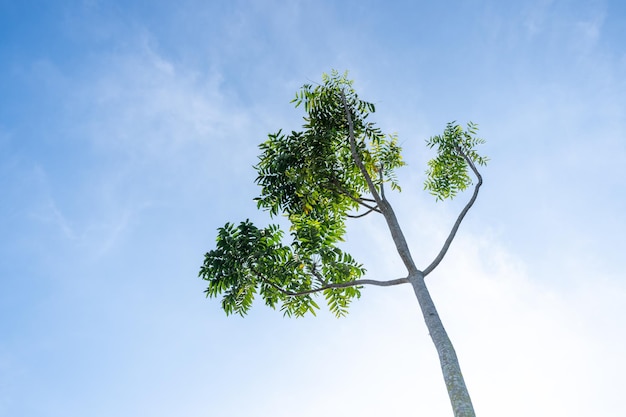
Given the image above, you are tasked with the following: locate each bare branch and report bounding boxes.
[423,146,483,276]
[344,192,381,213]
[262,276,410,297]
[347,207,378,218]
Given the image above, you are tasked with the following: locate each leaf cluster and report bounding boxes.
[200,220,365,317]
[424,122,488,201]
[256,70,405,218]
[200,71,403,317]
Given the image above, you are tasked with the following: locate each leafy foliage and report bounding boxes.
[199,71,488,318]
[199,71,488,417]
[256,70,405,218]
[424,122,488,201]
[199,220,366,317]
[200,70,403,317]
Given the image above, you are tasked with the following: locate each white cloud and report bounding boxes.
[75,40,239,155]
[415,229,626,416]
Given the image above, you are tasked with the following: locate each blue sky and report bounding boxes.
[1,0,625,416]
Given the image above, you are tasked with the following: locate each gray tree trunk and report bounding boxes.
[379,201,476,417]
[409,272,475,417]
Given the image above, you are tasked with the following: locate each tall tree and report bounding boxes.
[199,71,488,417]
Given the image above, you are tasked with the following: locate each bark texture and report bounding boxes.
[382,203,476,417]
[409,272,475,417]
[373,178,476,416]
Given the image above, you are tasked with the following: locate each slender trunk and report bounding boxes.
[378,200,475,416]
[378,200,419,276]
[409,271,475,417]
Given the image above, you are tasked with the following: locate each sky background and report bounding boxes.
[1,0,625,416]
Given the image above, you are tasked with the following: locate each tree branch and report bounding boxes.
[340,90,419,275]
[347,207,378,218]
[423,146,483,276]
[339,91,383,205]
[262,276,410,297]
[346,193,381,213]
[379,165,386,200]
[328,178,382,213]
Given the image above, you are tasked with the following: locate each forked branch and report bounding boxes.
[423,146,483,276]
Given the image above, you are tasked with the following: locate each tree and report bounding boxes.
[199,70,488,417]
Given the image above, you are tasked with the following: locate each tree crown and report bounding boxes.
[199,70,487,317]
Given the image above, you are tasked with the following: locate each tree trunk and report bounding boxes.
[341,94,477,416]
[409,271,476,417]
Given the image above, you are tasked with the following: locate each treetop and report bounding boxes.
[200,70,487,317]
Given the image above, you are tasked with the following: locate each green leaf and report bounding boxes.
[201,72,487,319]
[424,122,488,201]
